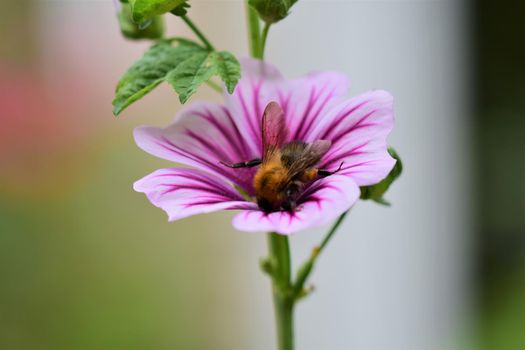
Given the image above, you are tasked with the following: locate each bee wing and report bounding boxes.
[288,140,332,177]
[262,101,289,163]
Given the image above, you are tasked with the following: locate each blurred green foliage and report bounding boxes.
[0,137,260,350]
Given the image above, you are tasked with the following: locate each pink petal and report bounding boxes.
[134,102,259,194]
[232,175,359,235]
[225,58,349,154]
[278,71,349,142]
[134,168,257,221]
[309,90,396,186]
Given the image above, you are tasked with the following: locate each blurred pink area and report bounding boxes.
[0,2,181,197]
[0,67,84,156]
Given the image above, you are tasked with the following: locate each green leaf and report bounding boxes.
[249,0,298,24]
[211,51,241,94]
[166,51,240,103]
[360,147,403,205]
[129,0,187,23]
[112,40,205,115]
[166,51,214,103]
[117,2,164,40]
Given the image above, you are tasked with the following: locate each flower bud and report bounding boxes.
[170,2,190,16]
[249,0,298,24]
[117,2,164,40]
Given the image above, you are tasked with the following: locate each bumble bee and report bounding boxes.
[221,101,342,212]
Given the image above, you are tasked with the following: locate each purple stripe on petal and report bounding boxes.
[292,87,317,140]
[134,102,262,193]
[298,84,338,140]
[309,90,395,187]
[319,101,370,141]
[134,168,257,222]
[329,109,377,144]
[237,88,261,148]
[322,140,370,168]
[185,130,233,163]
[194,110,244,158]
[252,80,263,129]
[277,89,292,114]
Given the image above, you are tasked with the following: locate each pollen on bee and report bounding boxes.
[253,164,288,204]
[299,169,318,182]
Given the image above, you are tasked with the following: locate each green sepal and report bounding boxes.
[170,1,190,16]
[248,0,298,24]
[360,147,403,205]
[259,257,274,276]
[291,258,314,298]
[117,2,164,40]
[166,50,240,103]
[129,0,187,23]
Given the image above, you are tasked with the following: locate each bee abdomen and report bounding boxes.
[253,165,287,204]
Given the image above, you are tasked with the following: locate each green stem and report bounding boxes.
[267,233,294,350]
[260,23,271,59]
[246,4,262,58]
[292,210,350,297]
[318,210,349,252]
[180,15,215,51]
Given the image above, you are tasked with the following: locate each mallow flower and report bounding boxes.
[133,59,395,234]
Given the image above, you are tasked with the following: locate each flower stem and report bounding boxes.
[292,210,350,297]
[267,233,294,350]
[180,15,215,51]
[246,5,262,58]
[260,23,271,59]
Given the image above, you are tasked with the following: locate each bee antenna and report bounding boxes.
[335,161,345,173]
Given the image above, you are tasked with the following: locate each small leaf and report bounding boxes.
[130,0,187,23]
[212,51,241,94]
[112,40,205,115]
[117,2,164,40]
[166,51,241,103]
[166,51,215,103]
[360,147,403,205]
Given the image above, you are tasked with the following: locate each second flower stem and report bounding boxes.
[180,15,215,51]
[292,210,350,297]
[246,5,262,58]
[260,23,271,59]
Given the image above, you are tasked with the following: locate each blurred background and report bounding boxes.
[0,0,523,349]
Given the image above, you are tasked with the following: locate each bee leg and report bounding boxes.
[317,161,345,178]
[257,197,274,212]
[219,158,262,168]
